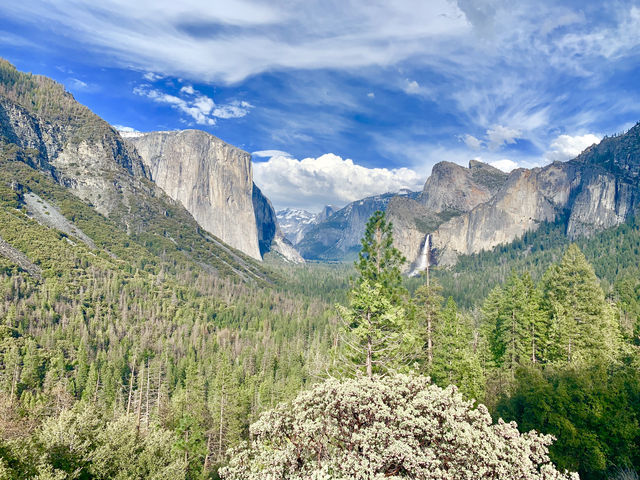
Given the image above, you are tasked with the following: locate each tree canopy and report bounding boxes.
[221,374,578,480]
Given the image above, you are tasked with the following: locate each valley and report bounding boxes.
[0,51,639,480]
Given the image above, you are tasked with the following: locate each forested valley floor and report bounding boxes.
[1,162,639,479]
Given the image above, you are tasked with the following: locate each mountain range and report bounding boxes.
[1,57,639,278]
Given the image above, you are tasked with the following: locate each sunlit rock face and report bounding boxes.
[128,130,262,260]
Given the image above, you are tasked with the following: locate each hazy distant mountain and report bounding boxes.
[296,191,418,261]
[277,205,338,245]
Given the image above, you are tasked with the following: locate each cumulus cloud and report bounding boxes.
[133,84,252,125]
[113,125,144,138]
[489,159,519,172]
[253,153,425,211]
[545,133,600,162]
[113,125,139,133]
[367,92,375,98]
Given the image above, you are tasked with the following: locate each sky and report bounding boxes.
[1,1,640,212]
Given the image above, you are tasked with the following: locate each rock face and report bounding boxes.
[0,58,293,277]
[253,185,304,263]
[297,192,418,261]
[431,162,578,264]
[126,130,262,260]
[388,160,507,267]
[423,125,640,265]
[0,96,150,227]
[421,160,507,213]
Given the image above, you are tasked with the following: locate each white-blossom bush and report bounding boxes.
[220,374,578,480]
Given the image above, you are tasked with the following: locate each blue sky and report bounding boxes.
[1,1,640,211]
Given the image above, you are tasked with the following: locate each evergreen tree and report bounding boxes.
[337,280,409,377]
[430,297,482,399]
[412,275,444,370]
[541,244,621,364]
[355,210,406,300]
[484,272,546,374]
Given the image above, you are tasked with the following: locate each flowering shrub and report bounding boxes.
[221,375,578,480]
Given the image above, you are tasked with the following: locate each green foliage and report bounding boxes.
[496,362,640,480]
[483,272,546,371]
[337,280,413,377]
[541,244,620,364]
[355,210,406,299]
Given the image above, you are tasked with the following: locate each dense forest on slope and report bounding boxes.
[1,162,639,478]
[0,155,340,478]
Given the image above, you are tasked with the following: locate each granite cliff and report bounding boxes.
[125,130,302,263]
[402,125,640,266]
[126,130,263,259]
[387,160,507,268]
[0,58,283,279]
[252,184,304,263]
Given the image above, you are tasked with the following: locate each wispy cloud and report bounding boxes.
[133,84,252,125]
[252,150,291,158]
[0,0,469,83]
[2,0,638,183]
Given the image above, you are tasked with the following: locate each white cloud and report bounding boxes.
[143,72,164,82]
[68,78,88,90]
[367,92,375,98]
[545,133,600,162]
[253,153,425,211]
[252,150,292,158]
[213,100,253,119]
[114,125,145,138]
[404,79,421,95]
[133,84,252,125]
[489,159,519,172]
[487,125,521,149]
[0,0,469,84]
[463,134,483,150]
[113,125,139,133]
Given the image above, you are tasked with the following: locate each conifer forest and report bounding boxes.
[2,3,640,479]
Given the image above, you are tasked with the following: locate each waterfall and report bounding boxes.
[409,234,430,277]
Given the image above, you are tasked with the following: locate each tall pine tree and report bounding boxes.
[542,244,620,364]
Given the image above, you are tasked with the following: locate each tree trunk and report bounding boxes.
[366,335,373,378]
[145,361,150,427]
[218,387,225,461]
[126,365,135,415]
[136,364,143,434]
[427,311,433,367]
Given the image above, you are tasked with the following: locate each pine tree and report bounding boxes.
[542,244,620,364]
[431,297,478,395]
[338,211,417,377]
[483,272,546,373]
[355,210,406,300]
[413,275,444,371]
[337,280,408,377]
